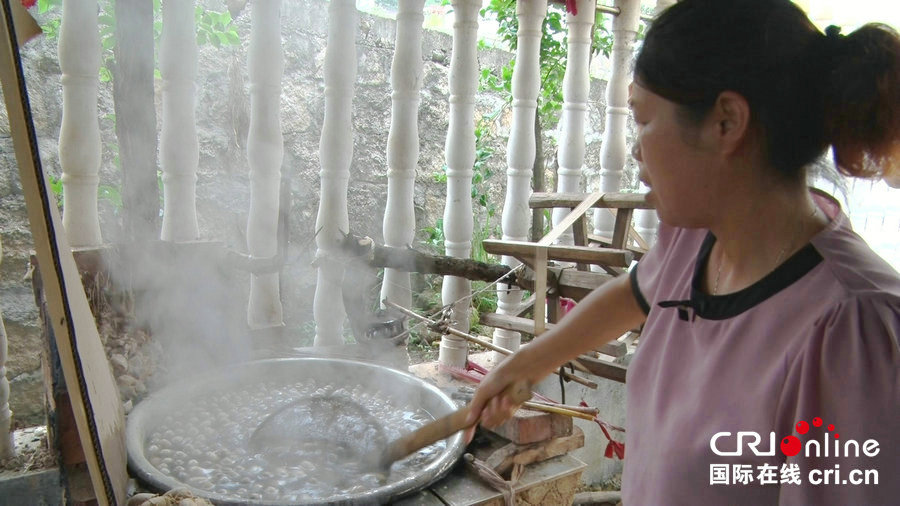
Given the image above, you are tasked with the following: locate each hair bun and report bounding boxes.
[825,25,842,38]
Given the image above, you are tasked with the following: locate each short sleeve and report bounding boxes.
[776,296,900,505]
[630,223,684,315]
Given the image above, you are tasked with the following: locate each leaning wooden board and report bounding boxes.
[0,3,127,504]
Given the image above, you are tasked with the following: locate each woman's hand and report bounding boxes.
[464,355,531,440]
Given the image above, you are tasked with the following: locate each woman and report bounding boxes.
[466,0,900,504]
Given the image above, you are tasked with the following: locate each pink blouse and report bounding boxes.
[625,191,900,505]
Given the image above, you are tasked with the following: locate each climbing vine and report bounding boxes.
[479,0,615,129]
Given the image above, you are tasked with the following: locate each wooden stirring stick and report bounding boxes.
[377,380,532,470]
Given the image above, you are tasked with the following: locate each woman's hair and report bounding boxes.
[634,0,900,182]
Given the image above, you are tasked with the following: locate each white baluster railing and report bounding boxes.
[493,0,547,359]
[629,0,666,250]
[314,0,357,346]
[592,0,640,248]
[553,0,596,244]
[381,0,426,312]
[439,0,480,368]
[0,238,12,459]
[634,184,659,249]
[58,0,102,247]
[247,0,285,328]
[159,0,200,242]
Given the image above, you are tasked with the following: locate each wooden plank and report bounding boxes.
[482,240,632,267]
[515,293,535,317]
[483,426,586,475]
[530,191,652,210]
[589,233,648,259]
[517,268,614,302]
[8,0,40,47]
[539,192,605,246]
[611,208,634,250]
[0,11,127,504]
[392,490,446,506]
[547,294,560,323]
[478,313,627,358]
[533,247,547,336]
[572,216,591,271]
[576,355,628,383]
[430,454,586,506]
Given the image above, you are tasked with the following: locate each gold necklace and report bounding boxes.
[712,206,819,296]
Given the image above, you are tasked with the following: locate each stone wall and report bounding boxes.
[0,0,636,438]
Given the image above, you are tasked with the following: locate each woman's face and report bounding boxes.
[629,82,722,228]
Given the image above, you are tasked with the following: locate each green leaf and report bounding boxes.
[47,174,63,199]
[99,66,112,82]
[226,31,240,45]
[547,14,563,32]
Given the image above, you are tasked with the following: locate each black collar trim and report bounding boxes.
[658,232,823,321]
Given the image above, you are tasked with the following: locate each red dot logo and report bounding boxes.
[796,421,809,434]
[781,436,802,457]
[834,434,840,439]
[828,424,835,431]
[812,417,823,427]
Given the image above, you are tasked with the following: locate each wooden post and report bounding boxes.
[159,0,200,242]
[314,0,357,346]
[381,0,425,312]
[247,0,285,329]
[592,0,640,258]
[494,0,547,360]
[552,0,595,246]
[58,0,102,247]
[534,193,604,335]
[113,0,159,242]
[439,0,480,368]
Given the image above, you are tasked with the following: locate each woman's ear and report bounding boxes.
[710,91,751,155]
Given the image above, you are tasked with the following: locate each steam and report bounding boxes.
[107,242,251,390]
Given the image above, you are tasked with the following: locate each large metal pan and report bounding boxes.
[126,357,465,505]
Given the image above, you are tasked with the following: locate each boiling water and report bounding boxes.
[142,378,444,503]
